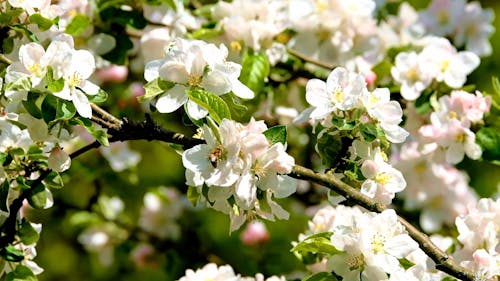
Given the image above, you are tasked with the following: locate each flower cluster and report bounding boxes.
[296,205,419,280]
[179,263,285,281]
[182,118,296,231]
[455,198,500,280]
[144,38,254,119]
[391,37,479,101]
[5,34,99,118]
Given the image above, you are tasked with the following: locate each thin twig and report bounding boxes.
[91,116,117,130]
[287,48,335,70]
[90,103,122,128]
[0,54,13,65]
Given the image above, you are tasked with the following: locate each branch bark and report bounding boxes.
[0,115,475,280]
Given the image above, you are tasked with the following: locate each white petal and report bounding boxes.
[70,50,95,79]
[231,79,254,99]
[235,171,257,209]
[72,89,92,118]
[144,59,163,81]
[158,61,189,84]
[186,100,208,120]
[305,79,328,107]
[201,69,231,95]
[182,144,212,173]
[80,81,100,95]
[155,84,188,113]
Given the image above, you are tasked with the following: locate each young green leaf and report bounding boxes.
[263,125,287,145]
[239,51,270,94]
[186,88,231,123]
[65,14,91,36]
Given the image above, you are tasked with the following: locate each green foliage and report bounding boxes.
[18,220,40,245]
[186,88,231,123]
[139,78,174,102]
[41,95,77,124]
[101,31,134,65]
[0,8,24,25]
[44,171,64,189]
[22,93,43,119]
[399,258,416,270]
[359,123,385,142]
[28,14,55,31]
[0,245,25,262]
[239,50,270,94]
[316,132,343,167]
[187,186,201,207]
[263,125,287,145]
[70,117,110,146]
[27,184,48,209]
[5,265,37,281]
[0,180,9,212]
[99,8,147,29]
[65,14,91,36]
[476,127,500,163]
[291,232,340,256]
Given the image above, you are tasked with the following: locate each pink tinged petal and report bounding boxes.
[231,79,254,99]
[381,124,409,144]
[48,147,71,172]
[229,211,247,232]
[267,196,289,220]
[400,83,422,101]
[293,107,314,123]
[372,101,403,125]
[186,100,208,120]
[305,79,329,107]
[182,145,212,173]
[72,89,92,118]
[186,45,206,77]
[158,61,189,84]
[19,43,45,70]
[80,81,100,95]
[155,84,188,113]
[144,59,163,81]
[369,254,400,274]
[309,106,333,120]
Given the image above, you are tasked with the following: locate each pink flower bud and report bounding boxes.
[365,71,377,88]
[96,65,128,83]
[240,221,270,246]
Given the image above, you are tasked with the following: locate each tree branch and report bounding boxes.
[287,48,335,70]
[0,116,474,280]
[288,165,475,281]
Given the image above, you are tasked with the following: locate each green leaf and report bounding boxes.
[101,31,134,65]
[46,76,64,93]
[71,117,110,146]
[29,14,54,31]
[476,127,500,162]
[44,171,64,189]
[220,93,248,118]
[187,186,200,207]
[0,153,7,166]
[0,180,10,212]
[239,50,270,94]
[186,88,231,123]
[263,125,287,145]
[302,272,338,281]
[10,24,39,43]
[360,123,384,142]
[415,92,432,115]
[55,99,76,121]
[316,132,342,167]
[27,184,48,209]
[371,60,392,82]
[99,8,147,29]
[18,220,40,245]
[138,78,174,102]
[22,92,43,119]
[331,115,356,131]
[190,24,222,39]
[5,265,37,281]
[87,88,108,104]
[0,8,24,25]
[0,245,25,262]
[399,258,415,270]
[41,95,57,123]
[5,76,31,91]
[65,14,91,36]
[291,234,340,255]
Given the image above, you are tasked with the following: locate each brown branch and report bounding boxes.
[288,165,475,281]
[0,115,475,280]
[90,103,122,129]
[287,48,335,70]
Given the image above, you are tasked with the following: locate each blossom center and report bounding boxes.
[27,63,43,76]
[405,68,419,83]
[371,234,386,253]
[375,173,392,185]
[346,253,364,271]
[455,132,465,143]
[188,74,202,87]
[448,111,458,120]
[68,72,83,87]
[437,11,449,24]
[209,145,225,168]
[330,88,344,104]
